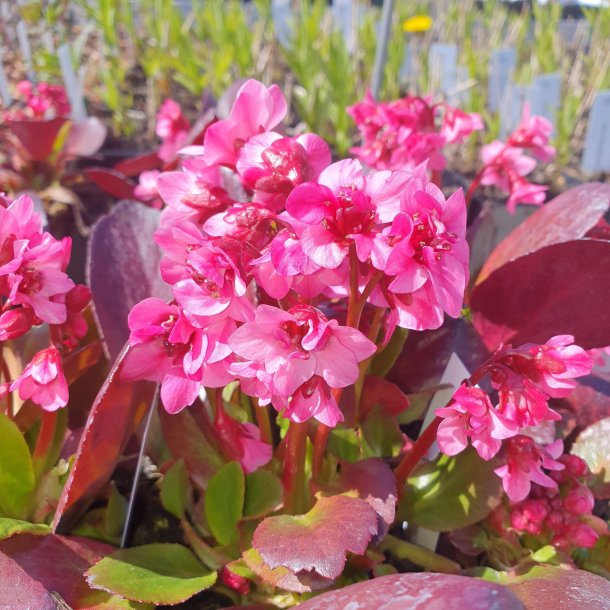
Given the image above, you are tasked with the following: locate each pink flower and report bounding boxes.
[50,284,91,351]
[440,104,484,144]
[284,159,409,270]
[505,177,547,214]
[0,194,43,247]
[134,170,162,207]
[436,385,518,460]
[229,304,375,425]
[236,132,331,210]
[156,99,190,163]
[203,80,288,168]
[509,498,548,535]
[156,163,236,227]
[10,346,69,411]
[378,180,469,330]
[0,307,35,341]
[214,406,272,474]
[5,236,74,324]
[9,81,70,120]
[490,335,593,428]
[494,436,564,502]
[122,298,235,413]
[508,105,555,162]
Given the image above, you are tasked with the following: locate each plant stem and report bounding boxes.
[253,399,273,446]
[32,409,58,479]
[312,419,331,481]
[354,306,385,421]
[394,416,442,494]
[283,420,309,514]
[464,169,484,209]
[380,534,460,574]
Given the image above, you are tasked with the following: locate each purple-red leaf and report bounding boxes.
[388,317,488,394]
[360,376,410,418]
[476,183,610,285]
[242,549,332,594]
[52,345,156,533]
[252,495,378,581]
[84,167,137,200]
[507,566,610,609]
[6,117,68,161]
[114,153,161,177]
[158,401,224,490]
[296,573,524,609]
[325,459,397,535]
[471,240,610,351]
[87,199,170,362]
[0,533,145,609]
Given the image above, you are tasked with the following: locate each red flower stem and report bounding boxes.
[32,409,58,479]
[253,398,273,446]
[465,169,484,209]
[394,416,442,495]
[431,169,443,189]
[354,306,385,421]
[283,420,309,514]
[0,344,13,417]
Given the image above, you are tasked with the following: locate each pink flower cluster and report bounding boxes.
[506,453,605,550]
[155,98,191,163]
[347,91,483,172]
[437,335,593,501]
[0,194,90,411]
[124,79,472,472]
[478,106,555,213]
[3,81,71,121]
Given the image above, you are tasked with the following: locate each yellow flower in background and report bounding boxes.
[402,15,433,33]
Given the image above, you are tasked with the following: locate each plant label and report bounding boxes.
[58,44,88,122]
[488,47,516,112]
[271,0,292,48]
[500,83,529,138]
[582,91,610,173]
[428,43,458,101]
[16,20,35,82]
[414,353,471,551]
[333,0,357,53]
[0,49,11,107]
[528,73,561,128]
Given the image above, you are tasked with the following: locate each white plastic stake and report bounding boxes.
[428,43,458,100]
[500,83,529,138]
[582,91,610,173]
[488,47,516,112]
[333,0,356,53]
[16,20,35,82]
[413,353,471,551]
[0,48,12,107]
[371,0,396,98]
[58,44,87,122]
[271,0,292,48]
[528,73,561,128]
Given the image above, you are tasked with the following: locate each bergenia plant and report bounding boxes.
[0,81,107,200]
[2,78,608,610]
[44,79,604,607]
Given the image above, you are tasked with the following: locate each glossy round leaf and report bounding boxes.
[86,543,216,605]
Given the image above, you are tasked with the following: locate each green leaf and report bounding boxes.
[244,470,283,518]
[205,461,245,546]
[398,447,502,531]
[160,459,190,519]
[86,543,217,605]
[0,412,36,519]
[105,483,127,538]
[361,405,403,458]
[0,518,50,540]
[370,327,408,377]
[328,426,362,462]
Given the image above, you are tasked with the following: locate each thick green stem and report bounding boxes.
[380,534,460,574]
